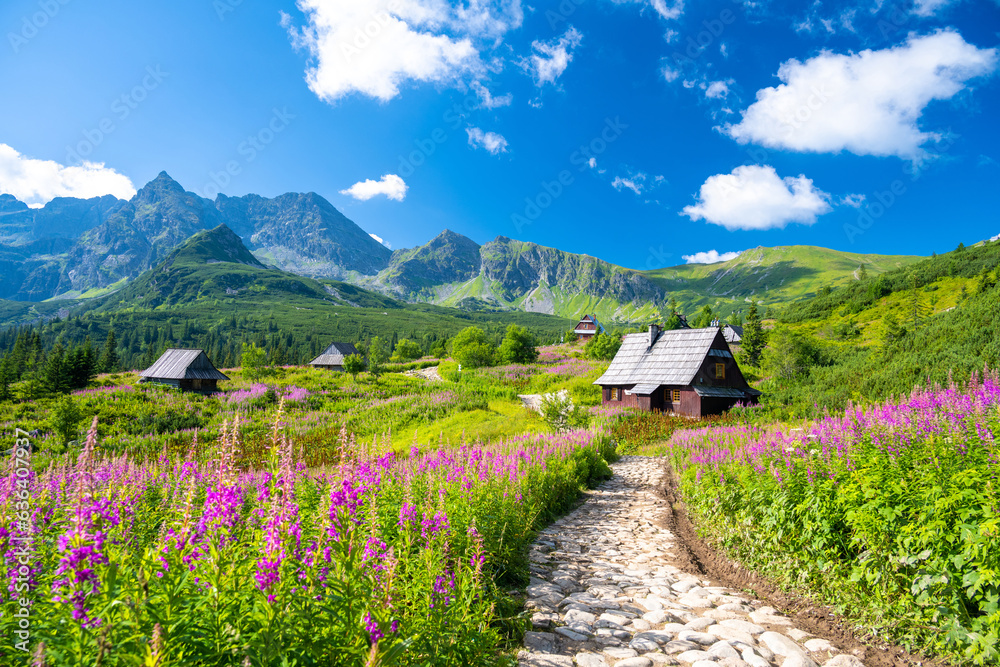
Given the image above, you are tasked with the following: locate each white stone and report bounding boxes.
[576,652,609,667]
[804,639,836,654]
[823,656,865,667]
[782,654,819,667]
[519,653,575,667]
[524,631,557,653]
[759,632,811,660]
[719,619,766,636]
[617,659,654,667]
[708,642,741,661]
[676,651,716,664]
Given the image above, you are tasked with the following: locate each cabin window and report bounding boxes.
[610,387,621,401]
[716,363,725,379]
[671,389,680,402]
[192,379,202,390]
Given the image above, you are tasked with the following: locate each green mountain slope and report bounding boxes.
[29,224,573,369]
[366,232,666,322]
[643,245,923,318]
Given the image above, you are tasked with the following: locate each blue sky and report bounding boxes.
[1,0,998,269]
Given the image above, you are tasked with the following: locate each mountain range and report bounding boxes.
[0,172,923,323]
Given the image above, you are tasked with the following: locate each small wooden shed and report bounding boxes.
[574,315,604,340]
[309,342,362,371]
[139,349,229,392]
[593,325,760,417]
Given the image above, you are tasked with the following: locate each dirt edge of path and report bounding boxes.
[655,464,951,667]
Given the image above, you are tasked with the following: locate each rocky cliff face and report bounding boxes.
[479,237,665,307]
[215,191,391,278]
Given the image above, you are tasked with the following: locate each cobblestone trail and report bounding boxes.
[520,457,864,667]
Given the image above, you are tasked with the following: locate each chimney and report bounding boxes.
[648,323,660,347]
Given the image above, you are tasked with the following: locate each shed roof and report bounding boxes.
[593,327,721,387]
[723,324,744,343]
[310,341,361,367]
[139,349,229,381]
[695,385,760,398]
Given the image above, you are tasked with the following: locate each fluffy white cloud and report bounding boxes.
[990,232,1000,242]
[610,0,684,20]
[723,31,997,160]
[587,157,597,169]
[527,27,582,86]
[340,174,408,201]
[284,0,523,103]
[0,143,135,207]
[682,249,742,264]
[466,127,508,154]
[681,165,832,231]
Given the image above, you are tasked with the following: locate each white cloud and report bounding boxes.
[681,165,832,231]
[722,31,998,160]
[661,64,681,82]
[913,0,958,16]
[705,79,732,99]
[526,27,582,86]
[466,127,508,154]
[839,193,866,207]
[369,232,391,247]
[340,173,408,201]
[284,0,523,103]
[990,232,999,242]
[472,81,512,109]
[0,143,135,207]
[587,157,597,168]
[610,0,684,20]
[682,249,742,264]
[612,171,650,195]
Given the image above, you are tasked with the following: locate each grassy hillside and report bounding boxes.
[6,227,572,370]
[644,245,923,319]
[754,239,1000,413]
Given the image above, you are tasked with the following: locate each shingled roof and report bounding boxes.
[139,349,229,381]
[310,342,361,367]
[593,327,721,387]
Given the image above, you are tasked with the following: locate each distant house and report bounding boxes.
[593,325,760,417]
[310,342,362,371]
[722,324,744,344]
[574,315,604,341]
[139,349,229,392]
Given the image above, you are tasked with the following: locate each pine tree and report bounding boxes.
[858,263,868,281]
[741,299,766,367]
[99,329,119,373]
[44,343,69,394]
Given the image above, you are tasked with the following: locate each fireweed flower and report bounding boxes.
[365,612,384,644]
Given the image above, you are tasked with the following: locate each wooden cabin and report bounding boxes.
[573,315,604,341]
[593,325,760,417]
[139,349,229,392]
[309,342,362,371]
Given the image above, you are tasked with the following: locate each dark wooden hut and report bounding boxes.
[593,325,760,417]
[139,349,229,392]
[309,342,362,371]
[573,314,604,341]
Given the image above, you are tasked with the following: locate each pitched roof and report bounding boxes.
[140,349,229,381]
[723,324,744,342]
[695,385,761,398]
[593,327,721,387]
[310,341,361,366]
[575,314,604,334]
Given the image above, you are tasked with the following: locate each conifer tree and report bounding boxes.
[741,299,766,367]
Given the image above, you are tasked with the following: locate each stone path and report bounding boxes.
[520,457,865,667]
